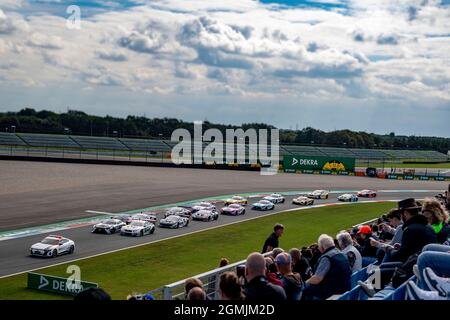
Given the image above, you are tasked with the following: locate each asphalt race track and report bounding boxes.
[0,160,447,277]
[0,190,441,277]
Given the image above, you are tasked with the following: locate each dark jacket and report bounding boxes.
[244,276,286,301]
[293,257,312,281]
[357,233,379,257]
[390,214,437,262]
[280,273,303,300]
[262,233,279,253]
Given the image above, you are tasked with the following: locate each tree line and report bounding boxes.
[1,108,449,153]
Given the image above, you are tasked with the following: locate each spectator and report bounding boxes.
[416,244,450,289]
[308,244,321,269]
[370,209,404,263]
[74,288,111,301]
[187,287,207,300]
[262,224,284,253]
[275,252,303,300]
[336,231,362,272]
[265,257,283,287]
[302,234,351,300]
[289,248,312,281]
[421,197,450,244]
[388,198,437,263]
[271,247,284,259]
[219,272,245,300]
[184,278,203,299]
[355,225,378,266]
[219,258,229,268]
[244,252,286,301]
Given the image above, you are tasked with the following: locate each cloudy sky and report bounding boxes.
[0,0,449,136]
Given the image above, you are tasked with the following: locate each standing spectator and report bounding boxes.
[271,247,284,259]
[262,224,284,253]
[389,198,437,263]
[421,197,450,244]
[302,234,351,300]
[265,257,283,287]
[219,258,229,268]
[244,252,286,301]
[219,272,245,300]
[336,231,362,272]
[275,252,303,300]
[289,248,312,281]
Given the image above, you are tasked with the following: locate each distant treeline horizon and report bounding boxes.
[1,108,449,153]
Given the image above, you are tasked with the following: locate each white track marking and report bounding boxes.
[85,210,115,215]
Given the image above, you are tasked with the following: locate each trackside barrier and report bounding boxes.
[150,252,273,300]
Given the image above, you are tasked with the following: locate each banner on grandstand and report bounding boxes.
[283,155,355,172]
[27,272,97,296]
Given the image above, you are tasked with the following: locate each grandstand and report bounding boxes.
[0,132,448,163]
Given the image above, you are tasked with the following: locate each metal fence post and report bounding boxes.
[163,287,173,300]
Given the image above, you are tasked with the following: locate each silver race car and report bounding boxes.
[159,215,189,229]
[292,196,314,206]
[92,218,126,234]
[30,235,75,258]
[221,204,246,216]
[307,190,329,199]
[190,202,217,213]
[120,220,155,237]
[263,193,285,204]
[131,212,157,224]
[192,209,219,221]
[164,207,192,219]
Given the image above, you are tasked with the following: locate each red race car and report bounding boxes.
[357,189,377,198]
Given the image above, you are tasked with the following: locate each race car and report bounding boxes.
[164,207,192,219]
[338,193,359,202]
[221,204,246,216]
[30,235,75,258]
[131,212,157,224]
[292,196,314,206]
[115,214,134,224]
[263,193,285,204]
[223,196,248,206]
[357,189,377,198]
[192,209,219,221]
[92,218,126,234]
[307,190,329,199]
[158,215,189,229]
[190,202,217,213]
[252,200,275,211]
[120,220,155,237]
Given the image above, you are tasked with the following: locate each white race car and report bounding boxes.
[92,218,126,234]
[192,209,219,222]
[307,190,329,199]
[120,220,155,237]
[164,207,192,219]
[191,202,217,213]
[158,215,189,229]
[131,213,157,224]
[338,193,359,202]
[263,193,285,204]
[357,189,377,198]
[292,196,314,206]
[30,235,75,258]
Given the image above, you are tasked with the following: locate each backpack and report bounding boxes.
[390,253,419,288]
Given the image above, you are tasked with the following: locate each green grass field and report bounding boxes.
[0,202,394,300]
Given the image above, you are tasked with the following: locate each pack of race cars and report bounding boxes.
[29,189,379,258]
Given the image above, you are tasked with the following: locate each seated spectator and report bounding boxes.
[271,247,284,259]
[336,231,362,272]
[370,209,403,262]
[187,287,207,300]
[265,257,283,287]
[289,248,312,281]
[219,272,245,300]
[308,244,321,270]
[355,225,379,266]
[275,252,303,300]
[388,198,437,263]
[184,277,203,299]
[219,258,229,268]
[262,224,284,253]
[244,252,286,301]
[416,243,450,289]
[74,288,111,301]
[302,234,351,300]
[421,197,450,244]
